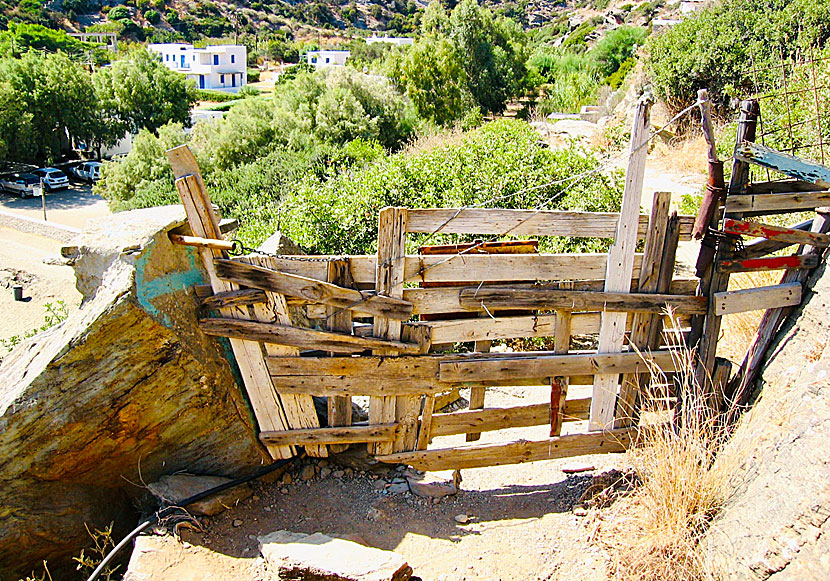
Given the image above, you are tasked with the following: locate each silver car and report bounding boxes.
[0,173,40,198]
[32,167,70,191]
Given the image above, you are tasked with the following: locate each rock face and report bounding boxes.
[703,261,830,578]
[0,206,269,578]
[259,531,413,581]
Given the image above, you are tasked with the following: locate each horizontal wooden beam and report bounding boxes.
[215,259,412,320]
[429,400,590,438]
[403,278,699,315]
[270,376,442,397]
[738,218,814,259]
[713,282,802,315]
[199,288,268,311]
[169,233,236,252]
[723,218,830,248]
[725,191,830,215]
[199,317,421,355]
[440,350,681,383]
[717,254,819,273]
[259,424,399,446]
[418,240,538,255]
[376,428,635,470]
[405,208,695,240]
[736,141,830,188]
[458,287,707,315]
[747,179,827,194]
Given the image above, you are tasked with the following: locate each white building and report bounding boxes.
[305,50,350,68]
[365,34,414,47]
[148,43,247,92]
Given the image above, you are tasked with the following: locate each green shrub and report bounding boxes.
[144,9,160,24]
[590,26,647,77]
[195,88,241,102]
[607,57,635,89]
[107,5,130,20]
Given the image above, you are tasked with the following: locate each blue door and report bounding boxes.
[199,75,205,89]
[180,55,185,67]
[231,74,236,88]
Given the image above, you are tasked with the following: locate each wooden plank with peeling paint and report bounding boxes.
[717,254,819,273]
[736,141,830,188]
[723,218,830,248]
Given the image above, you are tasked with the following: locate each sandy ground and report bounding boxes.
[0,186,111,348]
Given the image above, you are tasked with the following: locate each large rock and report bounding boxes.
[703,261,830,578]
[259,531,413,581]
[0,206,269,578]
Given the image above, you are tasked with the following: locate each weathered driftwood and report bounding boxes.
[199,288,268,311]
[713,283,802,315]
[259,424,400,446]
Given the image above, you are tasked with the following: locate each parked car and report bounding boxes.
[0,173,40,198]
[70,161,102,183]
[32,167,70,191]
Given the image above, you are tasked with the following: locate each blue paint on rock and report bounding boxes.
[135,245,205,327]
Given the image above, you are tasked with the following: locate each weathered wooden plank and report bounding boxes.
[260,424,400,446]
[376,428,635,471]
[429,400,590,438]
[267,355,442,378]
[736,141,830,188]
[591,98,651,431]
[747,179,828,194]
[326,260,354,453]
[440,350,681,383]
[199,288,268,311]
[725,191,830,214]
[723,218,830,248]
[458,288,706,315]
[169,233,236,252]
[404,278,699,315]
[372,207,409,455]
[713,282,802,315]
[269,376,441,397]
[550,304,572,437]
[214,259,413,321]
[738,218,814,259]
[717,254,819,273]
[199,317,421,354]
[167,145,293,460]
[418,240,538,255]
[405,208,695,241]
[617,192,672,428]
[466,318,493,442]
[416,396,436,450]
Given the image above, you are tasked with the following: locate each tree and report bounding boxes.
[94,49,197,136]
[0,51,97,163]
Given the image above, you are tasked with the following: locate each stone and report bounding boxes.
[573,507,588,517]
[333,470,345,479]
[454,514,469,524]
[281,488,290,495]
[147,474,252,516]
[406,470,461,499]
[0,207,268,579]
[233,519,243,528]
[281,473,293,485]
[372,480,387,490]
[301,465,315,481]
[259,530,413,580]
[320,467,332,479]
[386,482,409,494]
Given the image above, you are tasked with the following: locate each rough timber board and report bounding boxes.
[591,98,650,431]
[259,424,399,446]
[167,145,293,460]
[735,141,830,188]
[376,428,635,471]
[723,218,830,248]
[713,282,802,315]
[725,191,830,214]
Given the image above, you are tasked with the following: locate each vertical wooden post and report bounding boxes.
[465,330,492,442]
[166,145,293,460]
[590,97,651,431]
[616,191,672,427]
[327,259,354,454]
[691,100,760,409]
[370,207,409,454]
[550,303,572,436]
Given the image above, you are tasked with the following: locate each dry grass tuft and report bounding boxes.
[597,315,738,580]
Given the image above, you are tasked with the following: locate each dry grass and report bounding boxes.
[597,316,739,581]
[401,126,467,157]
[716,270,782,362]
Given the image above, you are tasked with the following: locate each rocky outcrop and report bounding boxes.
[703,261,830,578]
[0,206,269,579]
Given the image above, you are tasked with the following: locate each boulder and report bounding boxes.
[258,531,413,581]
[0,206,269,578]
[702,261,830,578]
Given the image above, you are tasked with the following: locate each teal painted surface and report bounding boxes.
[135,245,205,327]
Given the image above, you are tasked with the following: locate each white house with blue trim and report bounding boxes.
[305,50,350,68]
[148,43,247,92]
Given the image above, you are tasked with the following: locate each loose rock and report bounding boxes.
[454,514,469,524]
[148,474,252,517]
[406,470,461,499]
[301,465,315,481]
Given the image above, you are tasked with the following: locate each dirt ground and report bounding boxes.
[137,386,626,581]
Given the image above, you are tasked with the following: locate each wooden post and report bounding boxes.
[690,100,760,410]
[466,330,492,442]
[166,145,293,460]
[327,259,354,454]
[550,305,572,436]
[590,97,651,431]
[370,207,411,454]
[616,191,672,428]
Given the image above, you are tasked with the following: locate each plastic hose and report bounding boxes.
[86,457,295,581]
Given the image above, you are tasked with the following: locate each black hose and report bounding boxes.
[86,457,295,581]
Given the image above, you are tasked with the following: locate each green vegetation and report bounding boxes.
[648,0,830,111]
[0,301,68,362]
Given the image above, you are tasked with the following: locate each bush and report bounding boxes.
[590,26,647,77]
[277,119,623,254]
[144,9,160,24]
[107,5,130,20]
